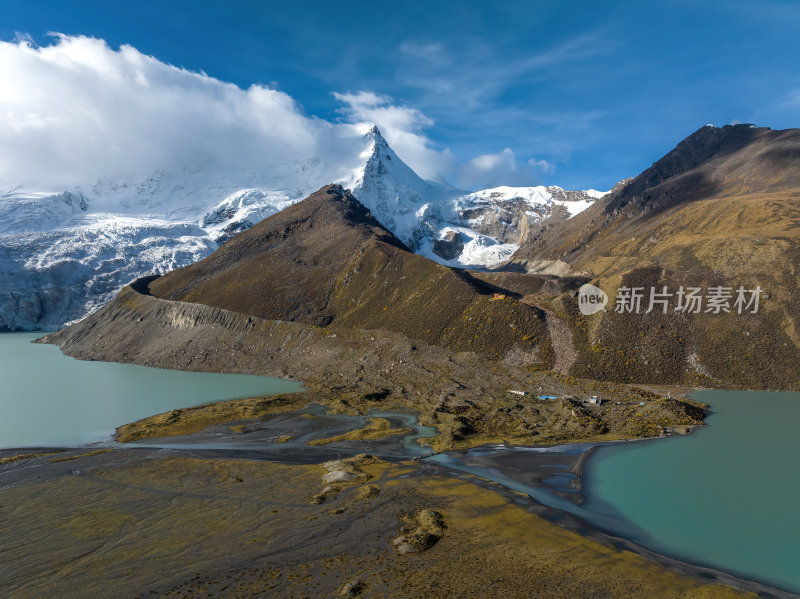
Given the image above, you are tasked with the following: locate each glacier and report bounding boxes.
[0,125,605,330]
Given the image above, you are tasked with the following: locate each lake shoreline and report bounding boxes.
[2,433,793,598]
[3,331,792,597]
[426,436,800,599]
[577,440,800,598]
[600,389,800,597]
[2,397,795,598]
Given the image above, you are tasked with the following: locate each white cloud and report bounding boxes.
[455,148,553,189]
[332,91,551,188]
[332,90,455,182]
[394,34,611,112]
[0,34,355,187]
[0,34,552,192]
[528,157,556,175]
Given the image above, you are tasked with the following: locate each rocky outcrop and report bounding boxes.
[392,509,446,554]
[457,189,595,246]
[432,231,464,260]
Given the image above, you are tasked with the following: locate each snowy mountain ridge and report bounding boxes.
[0,125,606,330]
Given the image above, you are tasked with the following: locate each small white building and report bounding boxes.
[588,395,602,405]
[508,390,527,396]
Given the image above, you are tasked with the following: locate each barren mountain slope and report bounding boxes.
[502,124,800,389]
[149,185,552,362]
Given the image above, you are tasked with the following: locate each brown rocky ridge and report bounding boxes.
[497,124,800,390]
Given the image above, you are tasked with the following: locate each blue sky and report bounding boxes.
[2,0,799,190]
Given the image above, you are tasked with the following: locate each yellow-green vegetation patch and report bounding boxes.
[0,451,62,464]
[421,386,705,452]
[413,474,755,598]
[307,417,410,446]
[0,449,757,598]
[0,455,326,596]
[355,484,380,500]
[59,508,135,540]
[94,455,321,496]
[115,393,308,442]
[49,449,112,463]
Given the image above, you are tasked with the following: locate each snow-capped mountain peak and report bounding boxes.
[351,124,432,197]
[342,125,457,250]
[0,128,605,330]
[338,126,609,270]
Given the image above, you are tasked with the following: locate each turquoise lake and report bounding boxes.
[0,333,302,449]
[427,389,800,594]
[584,389,800,593]
[3,331,798,593]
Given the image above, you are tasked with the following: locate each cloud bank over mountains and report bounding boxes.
[0,34,553,190]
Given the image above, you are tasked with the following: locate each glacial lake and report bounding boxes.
[583,389,800,594]
[4,331,798,593]
[0,333,302,449]
[429,389,800,594]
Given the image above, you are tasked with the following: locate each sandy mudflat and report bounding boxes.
[0,411,777,599]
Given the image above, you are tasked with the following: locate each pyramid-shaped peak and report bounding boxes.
[360,124,398,168]
[343,122,454,251]
[363,123,390,151]
[364,123,383,138]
